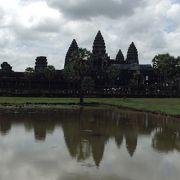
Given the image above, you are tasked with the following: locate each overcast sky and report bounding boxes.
[0,0,180,71]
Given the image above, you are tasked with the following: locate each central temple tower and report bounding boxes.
[91,31,110,74]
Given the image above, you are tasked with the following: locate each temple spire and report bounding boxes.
[92,30,106,55]
[92,31,110,73]
[116,49,125,64]
[126,42,139,64]
[65,39,78,67]
[125,129,138,157]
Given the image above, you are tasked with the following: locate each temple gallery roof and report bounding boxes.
[112,64,153,71]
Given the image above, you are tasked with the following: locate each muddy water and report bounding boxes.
[0,107,180,180]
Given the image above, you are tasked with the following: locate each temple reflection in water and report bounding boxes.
[0,107,180,167]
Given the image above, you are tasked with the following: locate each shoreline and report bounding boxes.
[0,102,179,119]
[99,103,180,119]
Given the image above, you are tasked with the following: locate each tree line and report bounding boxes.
[152,54,180,82]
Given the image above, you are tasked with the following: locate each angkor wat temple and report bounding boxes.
[0,31,179,97]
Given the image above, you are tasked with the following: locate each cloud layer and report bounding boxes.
[47,0,144,20]
[0,0,180,71]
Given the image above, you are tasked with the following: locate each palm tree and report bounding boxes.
[63,48,91,103]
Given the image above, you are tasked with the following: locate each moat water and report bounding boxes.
[0,106,180,180]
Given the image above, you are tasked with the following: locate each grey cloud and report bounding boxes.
[12,21,61,42]
[47,0,144,20]
[0,0,180,71]
[0,8,4,21]
[32,18,61,33]
[0,8,7,27]
[58,174,131,180]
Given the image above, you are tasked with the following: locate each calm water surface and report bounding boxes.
[0,107,180,180]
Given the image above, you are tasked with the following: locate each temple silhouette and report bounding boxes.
[0,31,179,96]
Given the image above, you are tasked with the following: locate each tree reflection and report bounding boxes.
[0,108,180,167]
[152,125,180,152]
[0,118,11,135]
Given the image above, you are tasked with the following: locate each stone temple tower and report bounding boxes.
[116,49,125,64]
[35,56,48,72]
[64,39,78,67]
[92,31,110,73]
[126,42,139,64]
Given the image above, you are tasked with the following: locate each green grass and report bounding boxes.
[0,97,179,115]
[86,98,180,115]
[0,97,80,104]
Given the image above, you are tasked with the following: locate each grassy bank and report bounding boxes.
[87,98,180,116]
[0,97,80,104]
[0,97,179,116]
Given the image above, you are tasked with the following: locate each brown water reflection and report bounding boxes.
[0,107,180,180]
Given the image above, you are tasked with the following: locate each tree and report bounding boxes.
[46,65,55,72]
[152,128,177,153]
[152,54,179,81]
[106,65,119,87]
[63,48,91,103]
[176,56,180,76]
[25,67,34,74]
